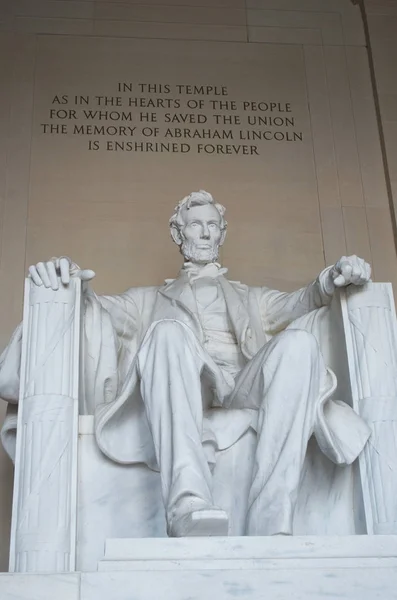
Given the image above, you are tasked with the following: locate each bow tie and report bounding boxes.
[182,262,228,282]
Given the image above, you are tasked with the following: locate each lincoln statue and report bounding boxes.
[0,190,372,538]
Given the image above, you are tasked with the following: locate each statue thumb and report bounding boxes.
[77,269,96,281]
[333,274,346,287]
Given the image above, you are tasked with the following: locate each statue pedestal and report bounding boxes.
[1,536,397,599]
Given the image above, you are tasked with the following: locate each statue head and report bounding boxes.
[169,190,227,264]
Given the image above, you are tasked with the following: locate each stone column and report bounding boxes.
[9,278,81,572]
[341,282,397,534]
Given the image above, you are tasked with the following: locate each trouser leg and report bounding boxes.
[137,319,228,534]
[231,329,329,536]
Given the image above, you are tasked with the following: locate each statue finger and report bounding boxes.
[335,256,347,272]
[36,262,51,288]
[355,260,370,284]
[366,263,372,281]
[361,268,372,285]
[59,257,70,285]
[341,263,353,282]
[78,269,95,282]
[358,258,371,281]
[46,261,59,290]
[28,265,43,286]
[333,274,346,287]
[350,265,362,284]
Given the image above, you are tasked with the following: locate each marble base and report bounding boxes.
[2,536,397,599]
[77,419,358,571]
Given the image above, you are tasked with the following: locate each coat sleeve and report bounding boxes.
[0,323,23,404]
[259,267,335,335]
[82,287,143,415]
[0,284,146,458]
[0,324,23,461]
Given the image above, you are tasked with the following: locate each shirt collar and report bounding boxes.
[181,261,228,282]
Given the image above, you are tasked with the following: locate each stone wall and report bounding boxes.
[364,0,397,230]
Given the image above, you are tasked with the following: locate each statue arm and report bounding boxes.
[260,255,371,334]
[82,286,145,414]
[0,283,142,415]
[88,287,142,342]
[260,267,334,334]
[0,323,23,403]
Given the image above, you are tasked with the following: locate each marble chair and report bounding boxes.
[2,278,397,572]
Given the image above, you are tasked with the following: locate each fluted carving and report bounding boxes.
[341,283,397,534]
[9,279,81,572]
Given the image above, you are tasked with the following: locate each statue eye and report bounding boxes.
[208,223,217,229]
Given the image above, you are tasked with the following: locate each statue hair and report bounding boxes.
[169,190,227,233]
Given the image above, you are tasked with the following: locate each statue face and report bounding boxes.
[179,203,224,264]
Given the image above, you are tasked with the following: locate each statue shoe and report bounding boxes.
[168,500,229,537]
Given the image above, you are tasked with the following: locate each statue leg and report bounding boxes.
[137,319,228,537]
[232,329,330,536]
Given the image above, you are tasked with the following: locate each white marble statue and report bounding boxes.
[0,190,372,540]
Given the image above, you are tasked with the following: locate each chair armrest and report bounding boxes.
[340,282,397,534]
[9,277,82,572]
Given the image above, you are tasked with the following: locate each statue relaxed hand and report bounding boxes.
[28,257,95,290]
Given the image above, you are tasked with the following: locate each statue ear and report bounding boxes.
[219,228,227,246]
[170,224,183,246]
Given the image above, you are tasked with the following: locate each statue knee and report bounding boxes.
[273,329,319,358]
[138,320,194,365]
[149,319,188,343]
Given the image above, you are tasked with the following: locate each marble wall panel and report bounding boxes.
[249,26,322,45]
[26,36,319,291]
[0,32,12,575]
[92,20,246,41]
[365,0,397,15]
[94,0,245,5]
[0,32,35,573]
[247,9,344,45]
[14,1,95,20]
[246,1,364,46]
[366,207,397,285]
[93,4,246,26]
[323,46,365,208]
[303,46,341,210]
[0,34,35,346]
[342,206,372,262]
[15,17,94,35]
[319,207,347,267]
[346,46,390,209]
[363,0,397,277]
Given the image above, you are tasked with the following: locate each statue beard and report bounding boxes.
[180,239,219,264]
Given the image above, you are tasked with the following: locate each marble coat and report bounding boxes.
[0,268,370,470]
[87,268,370,470]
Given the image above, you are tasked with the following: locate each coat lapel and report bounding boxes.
[158,273,202,338]
[158,273,259,358]
[160,273,197,313]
